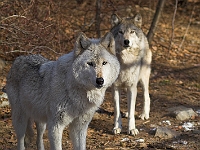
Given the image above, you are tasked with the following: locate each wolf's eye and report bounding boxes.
[87,62,93,66]
[130,30,135,34]
[102,61,107,65]
[119,30,123,34]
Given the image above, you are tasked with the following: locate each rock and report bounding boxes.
[135,139,144,143]
[167,106,198,121]
[154,126,180,139]
[162,120,171,125]
[121,137,130,142]
[182,122,195,131]
[0,92,9,107]
[0,92,8,99]
[196,109,200,115]
[172,140,188,145]
[0,101,9,107]
[193,129,200,134]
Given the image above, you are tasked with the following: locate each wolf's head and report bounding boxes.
[110,13,144,50]
[72,32,120,90]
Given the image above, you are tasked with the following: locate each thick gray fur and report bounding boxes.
[6,32,120,150]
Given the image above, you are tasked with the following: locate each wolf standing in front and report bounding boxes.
[110,13,152,136]
[6,32,120,150]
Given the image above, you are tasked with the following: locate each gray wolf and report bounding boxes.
[6,32,120,150]
[110,13,152,136]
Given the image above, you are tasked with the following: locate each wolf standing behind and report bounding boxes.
[110,13,152,136]
[6,32,120,150]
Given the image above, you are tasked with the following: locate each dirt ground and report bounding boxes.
[0,0,200,149]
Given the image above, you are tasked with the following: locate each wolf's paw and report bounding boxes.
[139,113,149,120]
[113,128,121,134]
[128,128,139,136]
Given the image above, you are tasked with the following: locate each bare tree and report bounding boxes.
[147,0,166,46]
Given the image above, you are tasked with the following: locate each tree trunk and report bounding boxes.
[147,0,166,46]
[95,0,101,38]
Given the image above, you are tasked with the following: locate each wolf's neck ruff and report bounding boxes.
[87,89,105,106]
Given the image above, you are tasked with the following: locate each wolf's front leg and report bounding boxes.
[127,86,139,136]
[69,110,95,150]
[36,122,46,150]
[139,67,151,120]
[112,86,122,134]
[48,122,65,150]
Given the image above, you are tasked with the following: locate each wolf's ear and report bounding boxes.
[133,13,142,28]
[74,32,91,57]
[111,14,121,27]
[101,32,116,55]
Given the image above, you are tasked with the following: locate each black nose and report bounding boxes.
[124,39,130,46]
[96,77,104,87]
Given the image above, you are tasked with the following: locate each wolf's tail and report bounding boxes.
[7,54,48,83]
[6,55,49,105]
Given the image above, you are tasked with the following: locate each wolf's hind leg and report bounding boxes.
[112,86,122,134]
[36,122,46,150]
[139,68,151,120]
[12,109,28,150]
[25,119,34,147]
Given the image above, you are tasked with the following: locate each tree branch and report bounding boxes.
[179,5,196,50]
[169,0,178,51]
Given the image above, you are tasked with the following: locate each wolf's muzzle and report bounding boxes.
[96,77,104,88]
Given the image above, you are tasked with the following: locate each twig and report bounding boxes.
[0,15,27,23]
[5,50,27,54]
[1,23,34,35]
[29,46,63,55]
[104,141,110,146]
[143,120,150,124]
[108,0,117,12]
[179,5,196,50]
[169,0,178,51]
[5,46,63,55]
[39,24,54,30]
[83,18,95,28]
[0,25,14,33]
